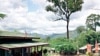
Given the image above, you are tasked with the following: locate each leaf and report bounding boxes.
[86,14,100,31]
[96,22,100,26]
[46,5,57,13]
[0,13,6,19]
[46,0,83,39]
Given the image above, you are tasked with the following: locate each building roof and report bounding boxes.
[0,42,49,50]
[0,35,40,39]
[79,45,87,50]
[0,30,38,38]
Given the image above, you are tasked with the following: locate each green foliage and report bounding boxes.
[75,30,99,46]
[46,30,100,54]
[46,0,83,13]
[75,32,87,47]
[46,5,57,13]
[48,37,67,47]
[48,37,77,54]
[76,26,86,34]
[0,13,6,19]
[97,31,100,43]
[76,30,99,45]
[85,30,98,44]
[46,0,83,39]
[75,29,100,47]
[86,14,100,31]
[55,41,77,54]
[67,0,83,12]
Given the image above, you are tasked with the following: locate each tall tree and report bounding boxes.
[86,14,100,49]
[46,0,83,39]
[85,30,98,45]
[86,14,100,31]
[0,13,6,19]
[76,26,86,34]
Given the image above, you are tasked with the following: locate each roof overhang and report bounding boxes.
[0,35,40,39]
[0,42,49,50]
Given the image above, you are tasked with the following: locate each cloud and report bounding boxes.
[83,0,100,10]
[0,0,100,35]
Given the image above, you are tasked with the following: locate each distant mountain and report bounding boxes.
[30,30,78,39]
[29,33,47,38]
[48,30,78,38]
[0,30,78,39]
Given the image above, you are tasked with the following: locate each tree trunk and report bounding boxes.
[95,22,96,31]
[67,19,69,39]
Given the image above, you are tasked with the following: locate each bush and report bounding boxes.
[55,40,77,55]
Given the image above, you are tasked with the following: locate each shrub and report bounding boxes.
[55,40,77,55]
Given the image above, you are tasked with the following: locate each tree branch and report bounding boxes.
[58,5,65,14]
[55,17,66,21]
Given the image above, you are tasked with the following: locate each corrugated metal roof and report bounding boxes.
[0,35,40,39]
[0,42,49,49]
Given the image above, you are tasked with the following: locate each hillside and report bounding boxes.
[48,30,78,38]
[0,30,78,38]
[30,30,78,38]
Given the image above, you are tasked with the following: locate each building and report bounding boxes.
[0,35,49,56]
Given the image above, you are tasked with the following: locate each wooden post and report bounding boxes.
[8,50,12,56]
[34,47,37,56]
[27,48,30,56]
[37,46,38,52]
[30,47,32,53]
[41,46,43,56]
[34,47,36,52]
[5,50,8,56]
[41,46,43,51]
[22,48,27,56]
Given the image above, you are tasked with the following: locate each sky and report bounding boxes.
[0,0,100,35]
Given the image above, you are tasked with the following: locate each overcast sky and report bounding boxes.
[0,0,100,35]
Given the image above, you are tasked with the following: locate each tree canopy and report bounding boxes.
[46,0,83,39]
[86,14,100,31]
[76,26,86,34]
[0,13,6,19]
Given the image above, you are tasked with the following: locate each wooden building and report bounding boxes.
[0,35,49,56]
